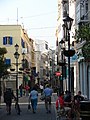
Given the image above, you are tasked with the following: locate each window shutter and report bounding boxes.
[3,37,6,45]
[21,38,24,48]
[10,37,13,45]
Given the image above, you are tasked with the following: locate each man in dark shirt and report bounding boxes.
[74,91,84,102]
[68,91,84,119]
[64,90,72,107]
[4,88,15,115]
[74,91,84,113]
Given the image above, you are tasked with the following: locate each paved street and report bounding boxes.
[0,93,58,120]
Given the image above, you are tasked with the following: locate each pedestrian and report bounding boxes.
[56,91,70,109]
[74,91,84,103]
[19,84,23,97]
[74,91,84,111]
[68,91,84,119]
[64,90,72,107]
[56,92,71,118]
[40,84,44,95]
[4,88,16,115]
[29,86,38,113]
[24,85,30,96]
[43,84,53,113]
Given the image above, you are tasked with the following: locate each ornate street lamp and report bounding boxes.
[58,39,66,92]
[59,39,65,44]
[63,15,74,92]
[22,52,25,87]
[63,16,73,31]
[14,44,20,114]
[14,44,19,52]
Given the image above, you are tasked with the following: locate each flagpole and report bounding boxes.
[17,8,18,25]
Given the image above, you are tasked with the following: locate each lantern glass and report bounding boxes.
[63,16,73,30]
[14,44,19,51]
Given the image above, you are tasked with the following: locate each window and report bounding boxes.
[3,36,13,45]
[21,38,25,48]
[85,3,88,20]
[5,59,11,65]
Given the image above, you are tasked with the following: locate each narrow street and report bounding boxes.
[0,93,58,120]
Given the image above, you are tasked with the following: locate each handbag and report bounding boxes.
[40,93,45,101]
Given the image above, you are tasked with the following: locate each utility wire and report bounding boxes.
[0,11,57,22]
[20,11,57,19]
[27,26,56,30]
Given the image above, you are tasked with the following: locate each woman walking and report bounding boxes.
[29,86,38,113]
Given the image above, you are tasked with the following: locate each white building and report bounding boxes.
[56,0,78,94]
[34,39,56,87]
[34,40,49,83]
[75,0,90,99]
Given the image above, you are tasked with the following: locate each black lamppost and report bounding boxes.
[63,16,74,92]
[59,39,65,92]
[14,44,20,114]
[22,52,25,87]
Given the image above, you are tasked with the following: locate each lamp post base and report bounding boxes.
[15,102,20,115]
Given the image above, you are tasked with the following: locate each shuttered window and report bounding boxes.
[3,36,13,45]
[5,59,11,65]
[21,38,25,48]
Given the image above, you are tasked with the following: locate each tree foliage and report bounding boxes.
[82,41,90,59]
[74,24,90,59]
[0,47,10,78]
[75,24,90,43]
[0,47,7,55]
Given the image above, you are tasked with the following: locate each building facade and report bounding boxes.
[35,40,49,83]
[56,0,90,98]
[35,40,56,87]
[56,0,76,93]
[0,25,35,91]
[75,0,90,99]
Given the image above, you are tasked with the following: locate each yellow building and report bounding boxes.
[0,25,35,91]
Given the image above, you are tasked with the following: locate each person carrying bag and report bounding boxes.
[43,84,53,113]
[29,86,38,113]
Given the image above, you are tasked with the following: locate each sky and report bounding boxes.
[0,0,58,49]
